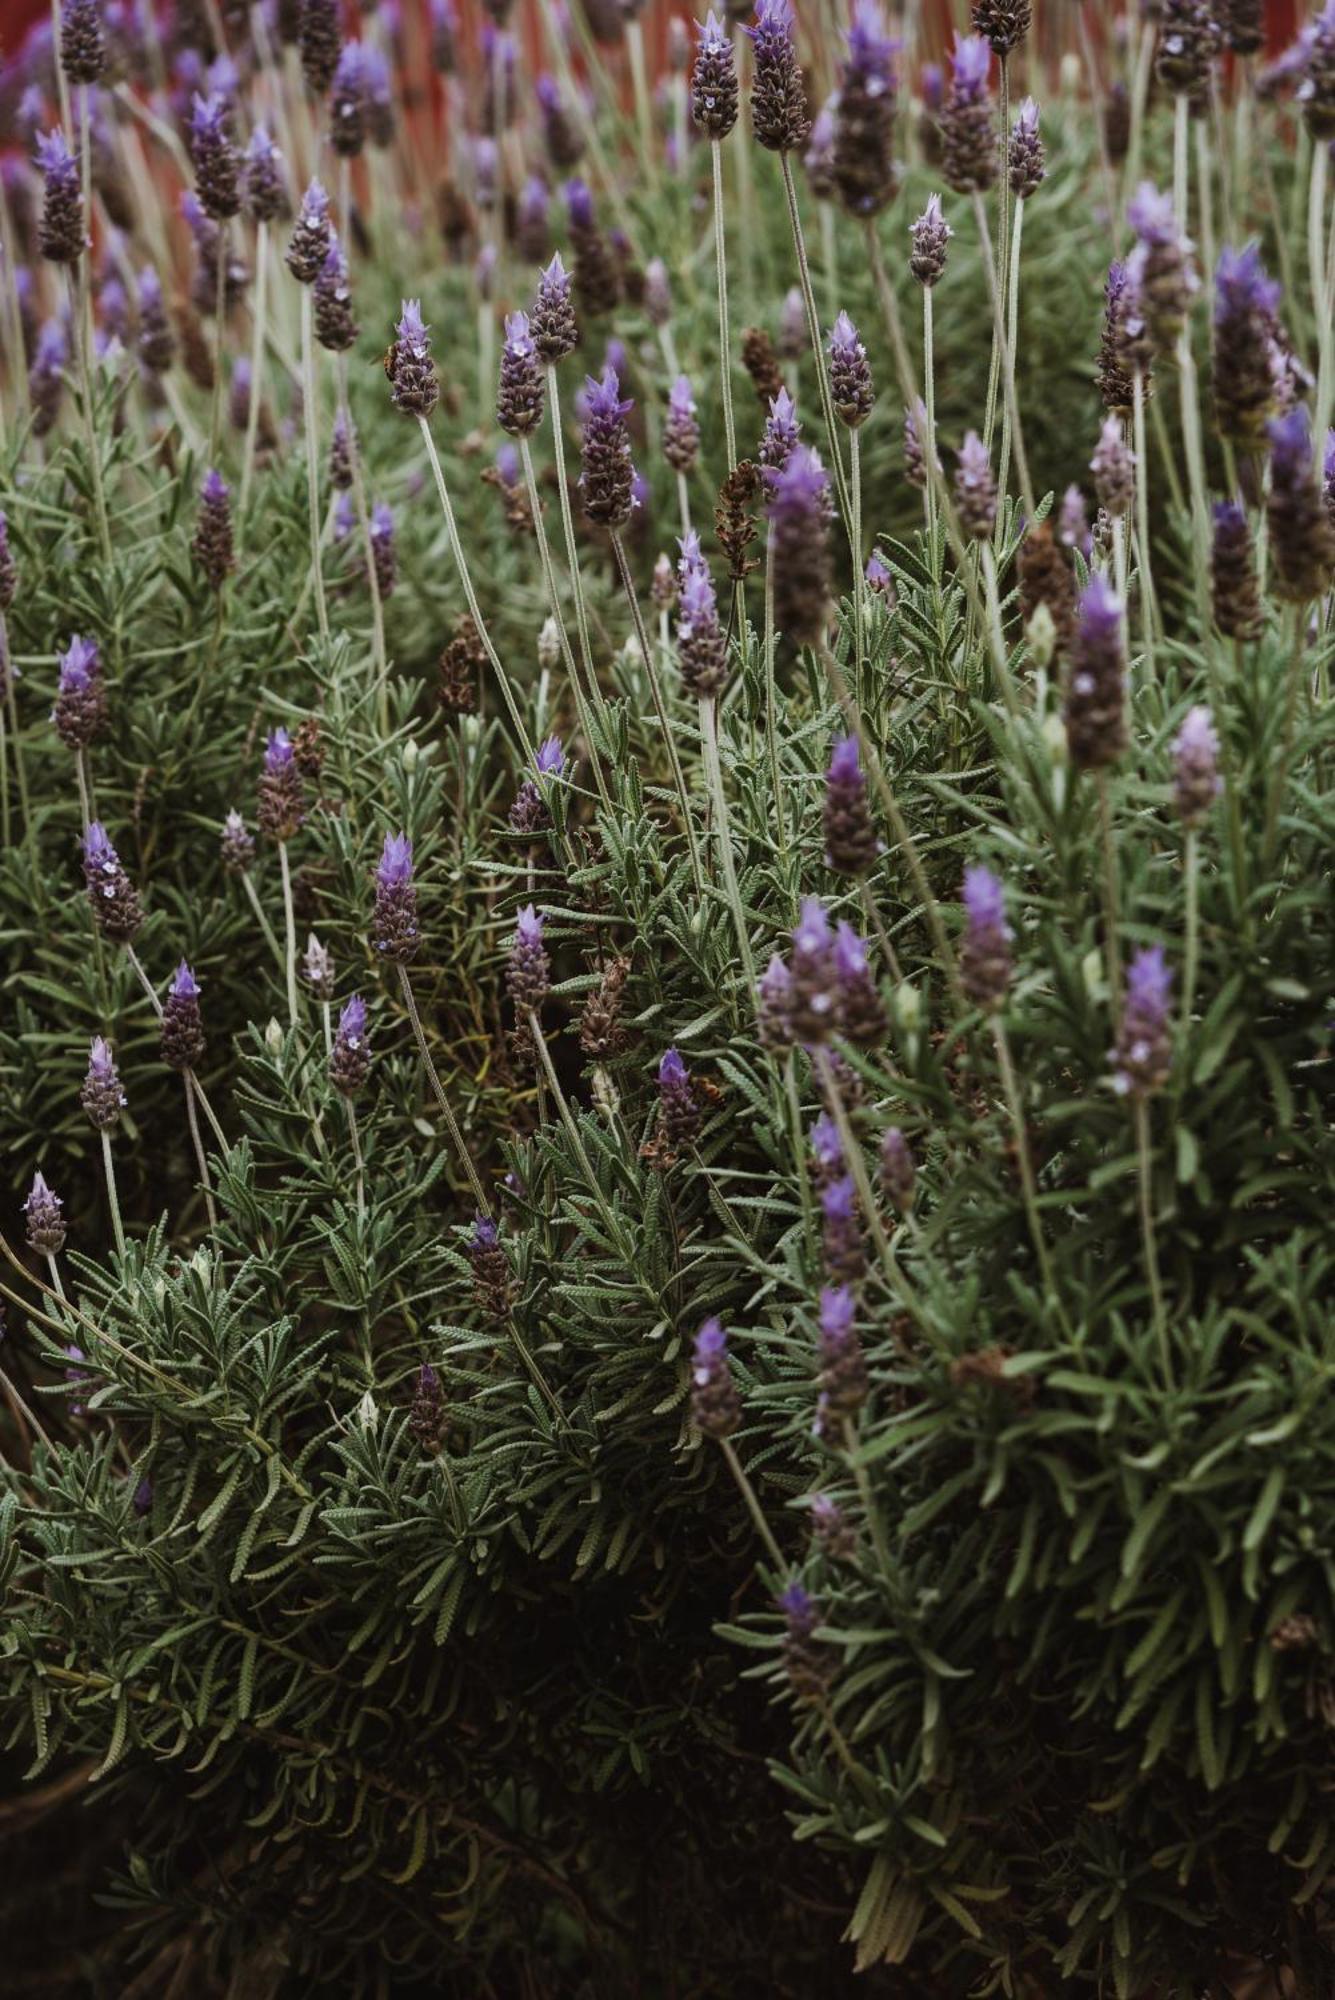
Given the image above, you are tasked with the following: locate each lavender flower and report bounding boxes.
[1112,947,1173,1097]
[36,130,84,263]
[880,1127,916,1213]
[811,1493,857,1560]
[373,833,419,961]
[766,444,831,646]
[664,375,701,473]
[823,734,877,875]
[778,1581,834,1697]
[903,400,932,488]
[298,0,341,95]
[191,469,234,590]
[960,865,1012,1012]
[1213,244,1281,448]
[189,92,239,220]
[779,286,807,358]
[537,73,585,170]
[821,1175,866,1285]
[757,953,797,1048]
[1155,0,1218,102]
[803,99,838,199]
[497,311,545,437]
[644,258,673,328]
[657,1047,701,1148]
[509,735,565,838]
[1210,500,1263,640]
[388,299,438,419]
[1097,260,1138,414]
[517,175,551,264]
[303,934,335,999]
[408,1361,445,1453]
[330,42,367,156]
[942,35,996,196]
[909,193,952,286]
[1298,0,1335,140]
[828,312,873,428]
[285,179,331,284]
[1172,705,1221,824]
[83,822,143,941]
[160,961,206,1071]
[832,0,900,217]
[580,368,636,529]
[54,634,106,750]
[691,12,739,139]
[566,180,620,320]
[1065,575,1127,769]
[244,125,286,223]
[329,994,371,1096]
[758,385,802,471]
[507,904,550,1011]
[810,1112,844,1186]
[865,549,894,597]
[676,559,730,697]
[1058,483,1092,560]
[30,319,68,437]
[24,1172,66,1256]
[60,0,106,84]
[314,236,358,352]
[1008,96,1044,198]
[1126,182,1197,356]
[954,430,996,540]
[834,921,887,1045]
[257,727,304,840]
[81,1036,125,1131]
[973,0,1030,56]
[690,1316,742,1437]
[789,896,839,1040]
[1267,407,1335,602]
[468,1214,513,1324]
[749,0,809,152]
[137,267,173,375]
[530,252,577,363]
[370,503,396,601]
[1090,416,1135,520]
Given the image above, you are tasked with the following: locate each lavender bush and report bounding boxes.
[1,3,1334,1995]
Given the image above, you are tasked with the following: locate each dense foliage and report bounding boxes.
[1,1,1335,1994]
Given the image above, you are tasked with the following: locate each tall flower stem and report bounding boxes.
[301,288,330,642]
[609,532,704,893]
[1096,773,1122,1012]
[238,217,268,525]
[710,140,737,473]
[970,192,1034,519]
[980,542,1021,719]
[1263,604,1310,868]
[417,416,537,770]
[242,873,284,968]
[1181,827,1200,1040]
[1310,143,1333,445]
[546,367,609,739]
[1135,1099,1169,1381]
[75,87,113,566]
[1132,371,1158,679]
[850,430,866,696]
[183,1074,219,1231]
[278,839,299,1029]
[777,153,853,539]
[991,1017,1064,1323]
[398,963,489,1212]
[346,1098,366,1222]
[717,1436,785,1570]
[923,286,938,554]
[996,197,1025,528]
[518,435,611,811]
[991,56,1011,458]
[101,1131,126,1257]
[210,219,227,466]
[336,354,388,733]
[763,537,787,860]
[814,1046,921,1324]
[1175,333,1212,634]
[1172,92,1190,236]
[699,694,756,1002]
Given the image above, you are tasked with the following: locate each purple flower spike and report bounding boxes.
[580,368,636,529]
[507,903,550,1011]
[676,558,729,697]
[664,375,701,474]
[1267,407,1335,602]
[531,252,577,363]
[82,821,143,941]
[960,865,1012,1012]
[160,961,206,1071]
[330,994,372,1096]
[824,733,876,875]
[750,0,809,153]
[833,0,900,217]
[61,0,106,85]
[1113,946,1173,1098]
[691,1316,742,1437]
[759,385,802,472]
[244,124,285,223]
[189,91,240,220]
[954,430,996,539]
[373,832,419,962]
[789,894,840,1040]
[497,310,545,437]
[821,1178,866,1286]
[192,468,234,590]
[1066,574,1128,769]
[942,35,996,196]
[766,444,831,646]
[53,634,107,751]
[1008,96,1044,199]
[536,734,565,776]
[757,953,797,1048]
[692,11,739,139]
[331,41,368,157]
[657,1045,702,1148]
[82,1035,126,1132]
[1172,705,1222,824]
[1213,244,1281,448]
[24,1172,66,1256]
[286,178,331,284]
[828,312,873,428]
[36,128,84,263]
[810,1111,844,1183]
[909,192,952,286]
[834,919,887,1045]
[388,298,438,418]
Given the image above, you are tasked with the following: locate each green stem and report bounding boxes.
[718,1434,786,1570]
[777,152,853,538]
[183,1073,219,1232]
[1132,371,1157,684]
[711,140,737,473]
[301,288,330,643]
[996,196,1025,524]
[1135,1099,1169,1383]
[1310,143,1332,446]
[101,1130,126,1257]
[238,218,268,526]
[1096,772,1122,1012]
[1181,827,1200,1041]
[278,839,299,1030]
[546,367,608,738]
[398,963,489,1212]
[609,533,704,894]
[346,1096,366,1223]
[971,192,1034,520]
[519,435,611,811]
[337,353,389,735]
[991,1017,1063,1320]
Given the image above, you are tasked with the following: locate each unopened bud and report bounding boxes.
[538,616,561,670]
[1025,600,1057,669]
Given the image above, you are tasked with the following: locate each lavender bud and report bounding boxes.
[517,175,551,264]
[579,368,636,528]
[833,0,899,217]
[789,896,839,1040]
[954,430,996,539]
[303,933,335,999]
[657,1046,702,1150]
[821,1178,866,1284]
[1097,260,1138,414]
[865,549,894,598]
[960,865,1012,1012]
[133,1477,153,1516]
[663,375,701,473]
[827,312,874,428]
[1113,946,1173,1097]
[82,822,143,942]
[644,257,673,328]
[137,267,174,375]
[779,286,807,358]
[1298,2,1335,140]
[191,469,234,589]
[387,298,438,418]
[53,634,107,750]
[816,1283,868,1419]
[285,179,331,284]
[257,727,305,840]
[244,125,286,223]
[329,994,371,1095]
[809,1112,844,1188]
[803,99,838,199]
[496,311,545,437]
[189,92,240,221]
[766,444,831,646]
[408,1361,445,1453]
[530,252,577,363]
[811,1493,857,1560]
[972,0,1030,56]
[1266,408,1335,602]
[220,809,255,874]
[1213,244,1281,449]
[313,236,358,352]
[373,833,419,961]
[749,0,810,152]
[36,130,85,263]
[691,12,739,139]
[566,180,621,320]
[1065,575,1127,769]
[880,1126,916,1213]
[160,961,206,1071]
[81,1035,125,1131]
[1210,500,1263,640]
[330,42,367,157]
[467,1214,511,1322]
[329,409,355,490]
[758,385,802,472]
[536,73,585,170]
[779,1581,835,1697]
[298,0,341,95]
[24,1172,66,1256]
[823,733,877,875]
[757,953,797,1048]
[507,903,550,1011]
[942,34,996,195]
[675,557,730,697]
[1126,182,1197,356]
[691,1316,742,1437]
[1090,416,1135,519]
[61,0,107,84]
[834,921,887,1046]
[1172,704,1221,825]
[1007,96,1044,199]
[369,502,396,600]
[509,734,565,838]
[909,192,952,286]
[1058,483,1092,560]
[903,399,933,488]
[1155,0,1217,104]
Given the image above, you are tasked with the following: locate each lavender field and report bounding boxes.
[1,0,1334,1993]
